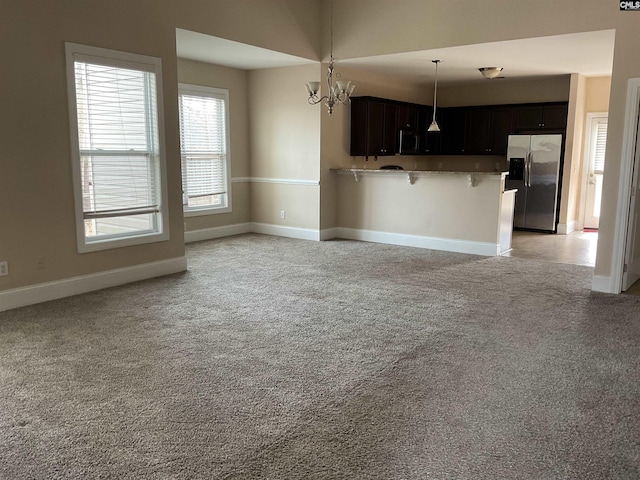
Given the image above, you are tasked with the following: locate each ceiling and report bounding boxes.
[176,28,615,86]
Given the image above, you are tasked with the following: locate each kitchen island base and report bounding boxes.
[333,169,515,256]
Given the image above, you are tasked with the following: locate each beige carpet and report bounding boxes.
[1,234,640,479]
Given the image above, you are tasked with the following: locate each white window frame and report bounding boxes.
[65,43,169,253]
[178,83,232,216]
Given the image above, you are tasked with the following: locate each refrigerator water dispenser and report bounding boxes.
[508,158,525,181]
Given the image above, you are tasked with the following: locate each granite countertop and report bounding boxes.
[331,168,507,176]
[331,168,507,187]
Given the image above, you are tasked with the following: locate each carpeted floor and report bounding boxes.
[1,234,640,479]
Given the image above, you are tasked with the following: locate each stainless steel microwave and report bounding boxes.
[399,129,420,155]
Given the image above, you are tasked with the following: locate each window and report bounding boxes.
[65,43,169,252]
[178,84,231,215]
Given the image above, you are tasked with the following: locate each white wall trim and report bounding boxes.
[251,223,321,241]
[610,78,640,294]
[184,223,500,257]
[557,221,576,235]
[0,256,187,312]
[184,223,252,243]
[320,228,338,241]
[231,176,319,186]
[334,227,500,256]
[591,274,613,293]
[184,222,322,242]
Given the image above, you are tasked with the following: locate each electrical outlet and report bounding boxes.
[437,162,443,169]
[37,257,45,271]
[475,162,480,170]
[0,261,8,276]
[280,210,286,219]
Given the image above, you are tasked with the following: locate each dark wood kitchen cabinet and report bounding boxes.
[515,103,568,131]
[396,102,420,130]
[421,106,442,155]
[440,107,467,155]
[350,97,568,157]
[350,97,398,157]
[464,106,514,155]
[464,107,492,154]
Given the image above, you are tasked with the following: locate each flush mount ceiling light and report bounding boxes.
[479,67,504,79]
[428,60,441,132]
[305,0,355,115]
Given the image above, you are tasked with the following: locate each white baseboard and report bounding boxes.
[184,223,498,256]
[1,223,500,312]
[591,274,615,293]
[557,221,576,235]
[320,228,337,241]
[334,227,500,256]
[185,222,321,242]
[251,223,321,241]
[184,223,252,243]
[0,256,187,312]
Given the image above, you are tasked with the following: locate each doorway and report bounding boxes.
[582,113,608,230]
[505,230,598,267]
[612,77,640,293]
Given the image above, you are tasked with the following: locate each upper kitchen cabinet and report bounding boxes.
[350,97,398,157]
[440,107,467,155]
[464,106,514,155]
[464,107,491,154]
[396,102,420,130]
[515,102,568,131]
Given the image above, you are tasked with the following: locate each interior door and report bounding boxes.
[584,116,607,229]
[622,117,640,291]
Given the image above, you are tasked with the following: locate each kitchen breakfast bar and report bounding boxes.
[332,168,516,257]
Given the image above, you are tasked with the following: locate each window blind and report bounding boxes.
[593,120,607,174]
[74,62,160,236]
[179,92,228,209]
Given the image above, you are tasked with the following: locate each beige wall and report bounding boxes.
[585,76,612,113]
[439,76,571,107]
[573,76,612,228]
[0,0,321,294]
[177,59,252,232]
[1,0,637,298]
[559,74,588,230]
[329,1,614,60]
[251,183,320,230]
[325,0,636,284]
[0,1,183,292]
[319,65,430,231]
[336,174,503,244]
[248,64,322,230]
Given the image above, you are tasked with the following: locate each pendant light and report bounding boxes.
[304,0,355,115]
[428,60,441,132]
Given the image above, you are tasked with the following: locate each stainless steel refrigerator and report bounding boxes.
[506,134,563,232]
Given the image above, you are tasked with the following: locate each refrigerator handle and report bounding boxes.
[526,152,532,187]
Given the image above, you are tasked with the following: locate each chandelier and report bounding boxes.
[305,1,355,115]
